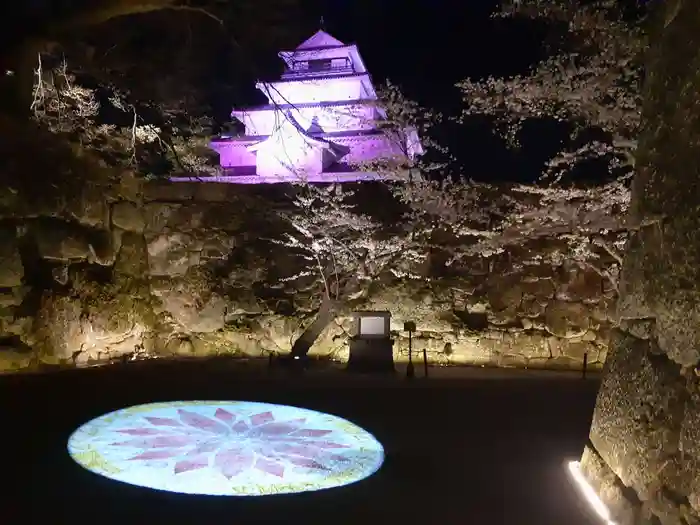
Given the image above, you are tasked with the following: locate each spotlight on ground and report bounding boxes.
[567,460,617,525]
[68,401,384,496]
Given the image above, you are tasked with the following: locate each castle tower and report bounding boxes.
[173,30,423,184]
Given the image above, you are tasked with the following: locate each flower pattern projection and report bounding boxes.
[68,401,384,496]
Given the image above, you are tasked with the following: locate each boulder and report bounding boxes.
[112,201,145,232]
[589,330,686,499]
[0,227,23,287]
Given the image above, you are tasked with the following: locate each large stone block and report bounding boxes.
[520,277,555,300]
[618,223,700,367]
[33,219,93,262]
[147,204,206,232]
[579,444,641,525]
[194,183,234,202]
[199,204,245,232]
[114,232,149,277]
[147,232,196,276]
[151,271,226,334]
[35,285,153,364]
[66,183,109,229]
[112,201,145,232]
[0,227,23,287]
[33,294,83,360]
[143,203,183,233]
[556,264,604,302]
[544,300,590,338]
[680,379,700,516]
[143,181,196,202]
[589,329,686,499]
[486,275,523,312]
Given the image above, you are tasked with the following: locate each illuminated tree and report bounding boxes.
[457,0,646,180]
[9,0,304,177]
[279,74,633,359]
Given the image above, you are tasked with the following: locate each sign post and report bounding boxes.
[346,311,395,374]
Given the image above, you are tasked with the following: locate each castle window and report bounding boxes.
[308,59,333,72]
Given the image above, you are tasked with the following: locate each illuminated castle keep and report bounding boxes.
[173,30,422,184]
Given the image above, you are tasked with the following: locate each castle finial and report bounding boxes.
[319,15,326,31]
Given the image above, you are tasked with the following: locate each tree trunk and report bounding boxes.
[290,296,338,359]
[580,2,700,524]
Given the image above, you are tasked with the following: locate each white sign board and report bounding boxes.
[359,316,387,336]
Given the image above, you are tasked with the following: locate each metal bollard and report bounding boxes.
[404,321,416,379]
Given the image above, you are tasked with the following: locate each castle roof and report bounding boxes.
[295,30,345,50]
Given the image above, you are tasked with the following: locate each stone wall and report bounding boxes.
[580,3,700,524]
[0,174,616,372]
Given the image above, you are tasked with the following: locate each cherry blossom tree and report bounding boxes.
[385,1,643,292]
[277,63,637,358]
[458,0,646,179]
[267,80,451,358]
[21,0,304,178]
[30,57,221,178]
[246,4,651,355]
[374,73,632,289]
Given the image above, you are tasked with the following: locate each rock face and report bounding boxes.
[581,4,700,524]
[0,172,617,372]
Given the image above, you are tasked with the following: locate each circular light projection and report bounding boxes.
[68,401,384,496]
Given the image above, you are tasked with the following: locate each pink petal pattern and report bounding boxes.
[107,405,353,482]
[177,409,229,435]
[255,457,285,477]
[250,411,274,426]
[272,444,321,458]
[231,420,248,433]
[287,456,327,470]
[174,456,209,474]
[112,435,193,449]
[144,417,182,427]
[253,422,298,436]
[215,449,254,479]
[315,441,349,449]
[117,428,165,436]
[214,408,235,424]
[186,441,219,456]
[292,429,332,438]
[129,449,181,460]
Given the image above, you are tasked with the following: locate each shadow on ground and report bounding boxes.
[0,361,602,525]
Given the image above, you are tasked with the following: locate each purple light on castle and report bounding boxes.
[171,30,423,184]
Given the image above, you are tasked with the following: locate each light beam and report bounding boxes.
[567,460,617,525]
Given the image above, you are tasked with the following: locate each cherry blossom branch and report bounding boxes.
[457,0,646,179]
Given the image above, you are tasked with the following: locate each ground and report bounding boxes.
[1,360,603,524]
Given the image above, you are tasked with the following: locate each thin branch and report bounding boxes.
[592,236,624,266]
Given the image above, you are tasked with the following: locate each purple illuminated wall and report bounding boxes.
[170,31,423,185]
